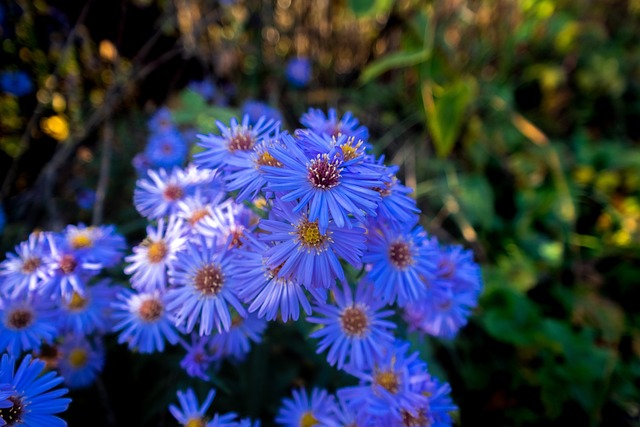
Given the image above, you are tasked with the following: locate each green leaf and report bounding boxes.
[348,0,393,18]
[360,48,431,84]
[423,77,477,158]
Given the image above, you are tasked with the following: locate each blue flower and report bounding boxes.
[145,130,188,170]
[307,281,396,370]
[62,224,126,268]
[166,238,246,335]
[59,279,115,335]
[0,233,52,298]
[194,115,279,172]
[0,204,5,235]
[188,79,218,103]
[0,354,71,427]
[169,388,237,427]
[124,216,187,292]
[133,168,194,219]
[132,153,153,176]
[372,161,420,227]
[76,187,96,210]
[57,334,105,389]
[262,133,382,233]
[259,200,366,290]
[338,340,431,422]
[363,222,439,306]
[0,296,58,355]
[234,235,321,322]
[179,333,218,381]
[147,107,176,134]
[111,288,180,353]
[197,199,259,250]
[209,313,267,361]
[241,100,283,126]
[0,71,33,97]
[276,388,336,427]
[285,57,312,88]
[300,108,369,141]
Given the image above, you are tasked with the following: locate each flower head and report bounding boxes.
[145,129,188,170]
[0,233,52,298]
[0,296,58,356]
[285,57,312,88]
[0,71,33,97]
[300,108,369,142]
[57,335,105,389]
[276,388,337,427]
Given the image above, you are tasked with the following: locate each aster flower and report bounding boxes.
[58,279,115,335]
[169,388,237,427]
[285,57,312,88]
[0,296,58,355]
[262,133,382,232]
[317,394,373,427]
[62,224,126,268]
[147,107,176,133]
[0,354,70,427]
[145,129,188,170]
[194,115,279,172]
[307,282,396,370]
[259,200,366,289]
[166,238,246,335]
[372,162,420,227]
[363,222,439,306]
[111,288,180,353]
[187,79,218,103]
[124,216,187,291]
[76,187,96,210]
[209,313,267,361]
[197,200,259,250]
[57,335,105,389]
[133,168,194,219]
[0,70,34,97]
[0,233,52,298]
[241,100,283,125]
[42,234,102,300]
[300,108,369,141]
[275,388,337,427]
[179,333,218,381]
[234,236,321,322]
[338,340,431,423]
[175,193,219,236]
[133,153,153,176]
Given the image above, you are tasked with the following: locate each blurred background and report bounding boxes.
[1,0,640,426]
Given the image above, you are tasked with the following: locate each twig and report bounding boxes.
[92,119,113,225]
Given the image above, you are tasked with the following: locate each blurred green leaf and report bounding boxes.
[348,0,393,18]
[360,49,430,84]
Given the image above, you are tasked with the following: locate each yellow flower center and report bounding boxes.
[297,220,327,249]
[256,151,282,167]
[67,292,88,311]
[70,233,93,249]
[185,417,206,427]
[68,348,88,368]
[147,241,167,263]
[374,370,400,394]
[299,411,318,427]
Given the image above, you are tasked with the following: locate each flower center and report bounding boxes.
[138,298,164,322]
[389,241,413,269]
[66,292,89,311]
[256,151,282,167]
[68,348,89,368]
[194,264,224,296]
[7,308,33,330]
[307,154,341,189]
[70,233,93,249]
[340,305,369,337]
[0,395,24,426]
[339,137,364,161]
[163,184,184,201]
[373,181,393,197]
[299,411,318,427]
[189,208,210,226]
[401,408,430,427]
[185,417,206,427]
[228,131,255,152]
[229,229,244,249]
[59,254,78,274]
[161,142,173,154]
[296,220,328,249]
[438,258,455,279]
[147,241,168,263]
[374,370,400,394]
[21,257,41,273]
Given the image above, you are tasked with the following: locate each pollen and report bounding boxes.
[340,305,369,337]
[340,137,364,161]
[138,298,164,322]
[189,208,210,226]
[229,229,244,249]
[297,220,327,249]
[59,254,78,274]
[185,417,206,427]
[163,184,184,201]
[0,396,24,426]
[68,348,89,368]
[66,292,89,311]
[70,233,93,249]
[6,308,34,330]
[307,154,342,189]
[256,150,282,167]
[299,411,319,427]
[194,264,224,296]
[228,131,255,152]
[147,241,168,263]
[389,241,413,269]
[374,370,400,394]
[401,408,430,427]
[21,257,41,274]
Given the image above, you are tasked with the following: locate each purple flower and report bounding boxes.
[57,334,105,389]
[179,333,218,381]
[285,57,312,88]
[300,108,369,141]
[0,233,52,298]
[276,388,337,427]
[209,313,267,361]
[0,295,58,356]
[58,279,115,335]
[169,388,238,427]
[145,129,188,170]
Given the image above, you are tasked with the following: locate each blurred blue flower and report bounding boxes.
[209,313,267,361]
[0,296,58,355]
[57,335,105,389]
[0,232,52,298]
[0,204,5,235]
[241,100,283,126]
[300,108,369,141]
[76,187,96,210]
[144,130,188,170]
[0,71,33,97]
[0,354,71,427]
[276,388,336,427]
[285,57,312,88]
[169,388,237,427]
[59,279,115,335]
